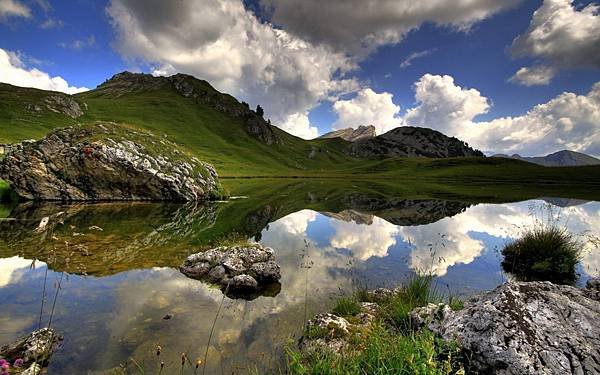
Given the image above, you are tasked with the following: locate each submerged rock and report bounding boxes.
[0,328,59,369]
[0,123,223,201]
[411,280,600,375]
[180,243,281,299]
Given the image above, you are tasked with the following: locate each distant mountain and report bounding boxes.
[348,126,484,158]
[493,150,600,167]
[319,125,376,142]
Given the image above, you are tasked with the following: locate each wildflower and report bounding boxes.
[14,358,24,367]
[196,359,203,368]
[181,352,186,366]
[0,359,8,370]
[156,345,162,356]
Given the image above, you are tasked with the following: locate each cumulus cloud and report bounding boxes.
[279,113,319,140]
[107,0,358,139]
[395,73,600,156]
[333,88,403,135]
[330,216,400,260]
[0,0,30,20]
[510,0,600,85]
[404,74,490,136]
[469,82,600,156]
[509,65,556,86]
[0,48,89,94]
[261,0,521,54]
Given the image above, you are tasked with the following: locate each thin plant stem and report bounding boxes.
[47,272,64,329]
[38,265,48,330]
[202,281,231,375]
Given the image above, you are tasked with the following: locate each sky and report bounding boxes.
[0,0,599,156]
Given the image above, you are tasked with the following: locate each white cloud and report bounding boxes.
[262,0,521,54]
[40,17,64,29]
[270,209,317,235]
[107,0,359,138]
[59,35,96,50]
[469,82,600,156]
[0,48,89,94]
[333,88,403,135]
[330,216,400,260]
[509,65,556,86]
[510,0,600,85]
[400,49,436,69]
[404,74,490,136]
[0,256,35,287]
[395,73,600,157]
[279,113,319,140]
[0,0,30,20]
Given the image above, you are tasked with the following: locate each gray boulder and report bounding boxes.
[0,123,223,201]
[180,243,281,299]
[411,280,600,374]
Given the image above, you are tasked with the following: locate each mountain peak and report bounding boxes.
[319,125,376,142]
[493,149,600,167]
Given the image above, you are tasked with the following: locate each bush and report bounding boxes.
[501,226,582,284]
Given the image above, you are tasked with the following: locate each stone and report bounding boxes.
[250,261,281,282]
[229,275,258,291]
[0,123,223,202]
[179,243,282,300]
[410,281,600,375]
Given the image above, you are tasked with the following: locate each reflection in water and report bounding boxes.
[0,190,598,374]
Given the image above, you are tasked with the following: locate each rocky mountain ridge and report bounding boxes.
[319,125,376,142]
[349,126,484,158]
[493,150,600,167]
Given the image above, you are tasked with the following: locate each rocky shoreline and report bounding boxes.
[298,279,600,375]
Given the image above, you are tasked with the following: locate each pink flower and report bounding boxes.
[14,358,24,367]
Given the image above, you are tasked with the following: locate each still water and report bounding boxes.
[0,181,598,374]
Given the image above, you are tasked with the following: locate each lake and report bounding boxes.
[0,180,598,374]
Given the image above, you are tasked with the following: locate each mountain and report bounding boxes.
[493,150,600,167]
[349,126,484,158]
[319,125,376,142]
[1,71,600,188]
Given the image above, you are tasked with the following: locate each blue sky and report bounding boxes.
[1,0,599,156]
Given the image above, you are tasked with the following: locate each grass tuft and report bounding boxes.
[501,225,583,284]
[332,297,362,317]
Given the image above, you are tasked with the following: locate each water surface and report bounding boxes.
[0,181,598,374]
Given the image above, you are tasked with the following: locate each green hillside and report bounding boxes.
[1,74,600,188]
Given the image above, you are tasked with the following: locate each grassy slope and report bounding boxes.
[1,81,600,189]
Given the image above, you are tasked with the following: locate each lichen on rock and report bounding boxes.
[411,280,600,375]
[0,123,224,201]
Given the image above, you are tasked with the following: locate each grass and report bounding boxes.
[287,275,468,375]
[332,297,362,317]
[501,225,583,284]
[2,78,600,195]
[0,179,14,203]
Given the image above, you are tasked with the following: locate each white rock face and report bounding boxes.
[411,280,600,375]
[0,123,222,201]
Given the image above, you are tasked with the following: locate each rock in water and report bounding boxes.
[0,328,58,368]
[0,123,224,201]
[411,281,600,374]
[180,243,281,299]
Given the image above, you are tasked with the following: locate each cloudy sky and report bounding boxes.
[0,0,599,156]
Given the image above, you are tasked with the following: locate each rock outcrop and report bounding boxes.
[319,125,376,142]
[349,126,484,158]
[0,123,223,201]
[43,95,84,118]
[411,280,600,375]
[180,244,281,299]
